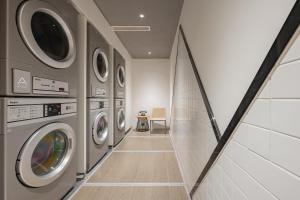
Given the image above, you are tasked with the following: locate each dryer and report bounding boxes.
[87,23,111,98]
[0,0,79,97]
[113,99,125,146]
[113,49,126,99]
[0,98,77,200]
[86,98,110,172]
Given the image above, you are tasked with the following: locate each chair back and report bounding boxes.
[151,108,166,119]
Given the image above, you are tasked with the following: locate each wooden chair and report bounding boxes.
[149,108,167,133]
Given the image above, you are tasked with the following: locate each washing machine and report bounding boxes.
[87,23,111,98]
[113,49,126,99]
[86,98,110,172]
[0,0,79,97]
[0,98,77,200]
[113,99,125,146]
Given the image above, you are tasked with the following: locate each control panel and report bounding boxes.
[95,88,107,97]
[90,100,109,110]
[115,99,125,108]
[13,69,69,95]
[7,99,76,123]
[117,91,125,97]
[33,77,69,95]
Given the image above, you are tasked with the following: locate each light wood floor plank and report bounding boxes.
[72,186,188,200]
[88,152,182,183]
[116,137,173,151]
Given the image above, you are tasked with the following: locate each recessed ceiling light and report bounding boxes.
[139,14,145,19]
[148,51,152,55]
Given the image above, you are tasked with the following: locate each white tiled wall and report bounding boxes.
[194,30,300,200]
[171,31,217,192]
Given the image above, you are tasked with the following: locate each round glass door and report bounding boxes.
[31,130,67,176]
[17,123,76,187]
[93,48,109,83]
[117,108,125,130]
[17,1,76,68]
[93,112,109,145]
[117,65,125,88]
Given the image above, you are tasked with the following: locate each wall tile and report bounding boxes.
[234,123,270,159]
[271,61,300,98]
[270,131,300,177]
[244,99,271,129]
[222,169,248,200]
[227,141,300,200]
[281,35,300,64]
[258,80,271,99]
[221,155,277,200]
[271,99,300,139]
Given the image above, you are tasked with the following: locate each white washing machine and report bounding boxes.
[113,49,126,99]
[0,98,77,200]
[87,23,111,98]
[0,0,79,97]
[86,99,110,172]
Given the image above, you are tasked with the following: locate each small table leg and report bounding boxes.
[164,120,167,134]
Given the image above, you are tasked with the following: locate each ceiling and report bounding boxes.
[94,0,184,58]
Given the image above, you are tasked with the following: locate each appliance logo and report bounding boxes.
[17,77,27,88]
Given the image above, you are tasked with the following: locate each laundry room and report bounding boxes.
[1,0,300,200]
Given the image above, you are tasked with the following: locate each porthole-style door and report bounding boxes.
[93,48,109,83]
[117,108,125,130]
[16,123,76,188]
[117,65,125,88]
[17,1,76,68]
[93,112,109,145]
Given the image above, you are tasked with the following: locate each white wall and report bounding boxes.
[194,29,300,200]
[171,0,296,133]
[169,0,298,197]
[169,29,179,122]
[70,0,133,173]
[131,59,170,126]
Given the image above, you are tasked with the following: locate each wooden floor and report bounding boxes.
[72,186,188,200]
[69,130,188,200]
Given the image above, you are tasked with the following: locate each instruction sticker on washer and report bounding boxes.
[7,105,44,122]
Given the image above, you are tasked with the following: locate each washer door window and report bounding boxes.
[17,1,76,68]
[117,65,125,88]
[93,112,109,145]
[16,123,76,187]
[93,48,109,83]
[117,108,125,130]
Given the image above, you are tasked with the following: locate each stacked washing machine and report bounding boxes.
[113,49,126,146]
[0,0,79,199]
[86,23,111,172]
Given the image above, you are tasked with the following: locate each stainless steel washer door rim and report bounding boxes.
[92,112,109,145]
[17,123,76,188]
[117,108,125,130]
[117,65,125,88]
[93,48,109,82]
[17,0,76,69]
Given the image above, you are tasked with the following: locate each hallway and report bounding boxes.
[69,130,189,200]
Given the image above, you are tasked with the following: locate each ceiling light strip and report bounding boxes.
[112,26,151,32]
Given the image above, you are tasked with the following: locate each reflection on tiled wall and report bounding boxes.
[170,31,217,192]
[194,29,300,200]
